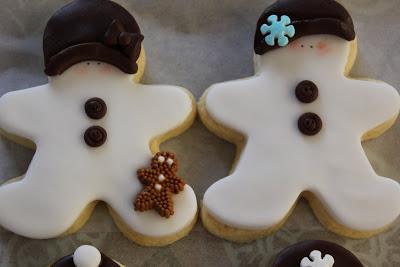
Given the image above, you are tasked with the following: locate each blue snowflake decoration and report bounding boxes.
[260,15,295,47]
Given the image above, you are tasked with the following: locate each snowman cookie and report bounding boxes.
[199,0,400,241]
[50,245,123,267]
[273,240,364,267]
[0,0,197,246]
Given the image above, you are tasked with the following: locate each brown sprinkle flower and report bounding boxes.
[134,152,185,218]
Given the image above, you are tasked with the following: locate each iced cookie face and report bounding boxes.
[69,61,123,76]
[52,61,132,82]
[257,35,351,74]
[287,35,346,60]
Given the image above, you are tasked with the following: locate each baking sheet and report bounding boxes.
[0,0,399,266]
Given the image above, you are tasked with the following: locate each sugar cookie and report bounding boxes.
[199,0,400,241]
[0,0,197,246]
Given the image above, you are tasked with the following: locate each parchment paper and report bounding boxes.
[0,0,399,266]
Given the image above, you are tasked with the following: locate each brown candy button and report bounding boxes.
[295,80,318,103]
[298,113,322,136]
[85,97,107,120]
[84,126,107,147]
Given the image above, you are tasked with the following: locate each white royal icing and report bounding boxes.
[0,62,197,239]
[203,35,400,232]
[166,158,174,166]
[155,184,162,191]
[158,174,165,182]
[73,245,102,267]
[300,250,334,267]
[158,156,165,163]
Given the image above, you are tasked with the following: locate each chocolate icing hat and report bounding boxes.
[43,0,143,76]
[254,0,355,55]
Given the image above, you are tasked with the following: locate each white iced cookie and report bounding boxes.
[73,245,102,267]
[199,0,400,242]
[0,0,197,246]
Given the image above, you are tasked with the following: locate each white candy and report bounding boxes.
[300,250,334,267]
[166,158,174,166]
[73,245,102,267]
[158,156,165,163]
[158,174,165,182]
[155,184,162,191]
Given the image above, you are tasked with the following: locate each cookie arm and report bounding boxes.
[0,86,46,142]
[139,85,195,139]
[203,81,249,135]
[349,79,400,135]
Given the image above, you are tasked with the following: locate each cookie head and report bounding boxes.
[43,0,144,76]
[254,0,355,55]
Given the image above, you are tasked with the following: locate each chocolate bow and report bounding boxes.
[104,19,144,59]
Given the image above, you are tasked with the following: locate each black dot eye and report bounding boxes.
[86,62,90,65]
[97,62,101,65]
[301,44,304,48]
[310,45,314,48]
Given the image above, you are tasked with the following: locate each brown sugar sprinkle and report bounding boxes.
[134,152,186,218]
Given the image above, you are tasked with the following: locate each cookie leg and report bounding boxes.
[203,172,301,234]
[107,184,197,246]
[0,174,92,239]
[309,174,400,237]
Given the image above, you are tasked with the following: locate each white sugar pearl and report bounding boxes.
[155,184,162,191]
[158,174,165,182]
[73,245,101,267]
[166,158,174,166]
[157,156,165,163]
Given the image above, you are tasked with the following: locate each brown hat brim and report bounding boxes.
[44,43,139,76]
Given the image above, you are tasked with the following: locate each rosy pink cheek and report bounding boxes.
[99,64,112,74]
[317,42,331,56]
[75,65,88,76]
[288,41,300,51]
[317,41,327,50]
